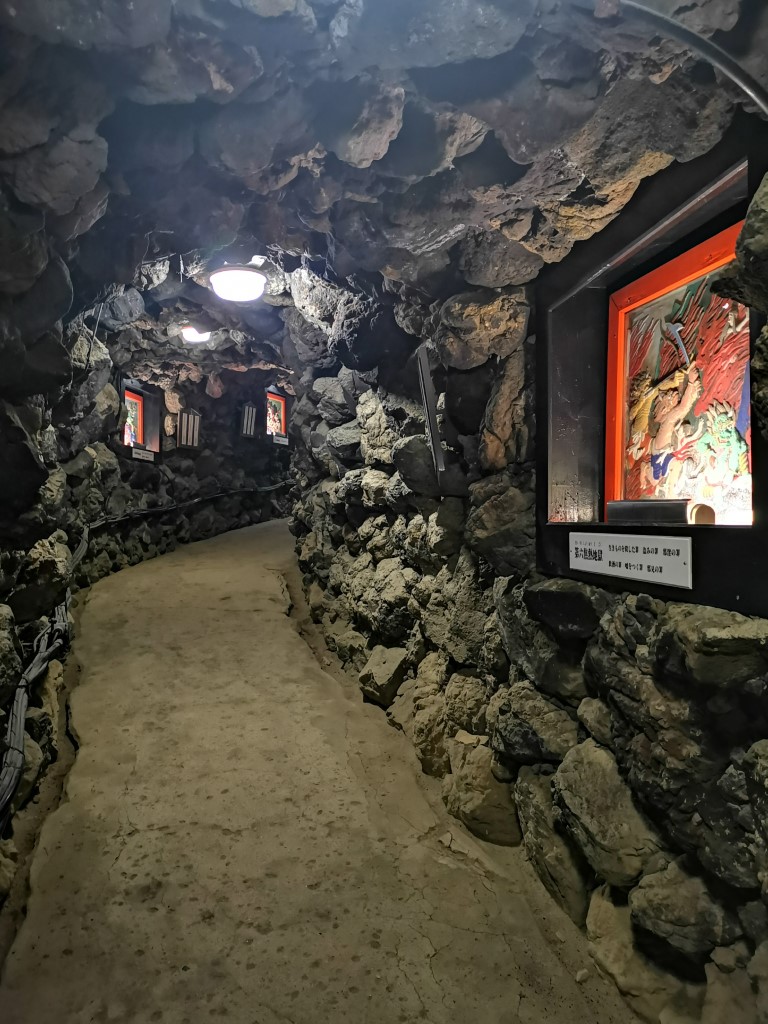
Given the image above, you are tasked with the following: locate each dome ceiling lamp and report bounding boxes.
[209,259,267,303]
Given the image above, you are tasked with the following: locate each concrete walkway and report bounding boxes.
[0,522,633,1024]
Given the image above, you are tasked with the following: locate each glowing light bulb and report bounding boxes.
[181,326,212,343]
[209,266,267,303]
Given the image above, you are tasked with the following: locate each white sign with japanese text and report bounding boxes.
[132,448,155,462]
[569,533,692,589]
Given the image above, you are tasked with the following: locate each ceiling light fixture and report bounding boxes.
[181,326,212,343]
[209,265,267,303]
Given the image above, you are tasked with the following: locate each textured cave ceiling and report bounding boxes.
[0,0,766,396]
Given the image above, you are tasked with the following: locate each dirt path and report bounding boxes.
[0,522,634,1024]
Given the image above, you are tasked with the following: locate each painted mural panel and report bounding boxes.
[606,223,752,526]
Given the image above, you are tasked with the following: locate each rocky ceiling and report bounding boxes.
[0,0,766,394]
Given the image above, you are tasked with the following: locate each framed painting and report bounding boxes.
[605,221,752,526]
[123,389,144,448]
[266,390,288,445]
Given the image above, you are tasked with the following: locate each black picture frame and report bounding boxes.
[120,377,162,460]
[535,116,768,616]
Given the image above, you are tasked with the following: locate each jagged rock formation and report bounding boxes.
[0,1,767,1020]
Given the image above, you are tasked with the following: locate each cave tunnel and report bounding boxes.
[1,1,768,1021]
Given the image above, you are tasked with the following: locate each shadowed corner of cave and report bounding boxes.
[0,1,767,1022]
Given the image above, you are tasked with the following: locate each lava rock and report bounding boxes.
[553,740,664,888]
[587,885,690,1024]
[0,604,22,705]
[492,679,579,766]
[326,419,363,467]
[0,402,48,516]
[100,288,145,331]
[479,340,534,472]
[434,288,530,371]
[442,731,522,846]
[444,672,489,735]
[629,860,742,967]
[358,645,408,708]
[8,532,72,622]
[524,578,610,643]
[515,767,592,926]
[465,483,535,578]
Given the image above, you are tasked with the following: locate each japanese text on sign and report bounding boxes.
[569,533,692,589]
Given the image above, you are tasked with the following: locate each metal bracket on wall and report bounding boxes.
[417,345,446,478]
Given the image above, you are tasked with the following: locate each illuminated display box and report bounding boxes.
[266,388,289,446]
[121,381,161,461]
[605,222,752,527]
[123,389,144,448]
[537,124,768,615]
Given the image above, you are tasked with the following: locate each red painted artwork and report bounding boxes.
[124,390,144,447]
[606,223,752,525]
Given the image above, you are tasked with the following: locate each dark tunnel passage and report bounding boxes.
[0,1,768,1021]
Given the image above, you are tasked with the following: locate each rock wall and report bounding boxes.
[290,185,768,1023]
[0,0,767,1013]
[0,309,291,896]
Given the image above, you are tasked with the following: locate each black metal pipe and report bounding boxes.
[618,0,768,118]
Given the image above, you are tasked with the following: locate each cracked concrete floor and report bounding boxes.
[0,521,635,1024]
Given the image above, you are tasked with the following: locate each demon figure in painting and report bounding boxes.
[609,223,753,526]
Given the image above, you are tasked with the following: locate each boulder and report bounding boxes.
[11,733,45,812]
[524,578,610,643]
[389,670,449,778]
[479,340,534,471]
[8,533,72,622]
[701,964,757,1024]
[0,839,18,900]
[586,885,691,1024]
[656,603,768,691]
[421,548,491,666]
[515,768,592,926]
[444,672,489,735]
[333,628,370,672]
[465,483,535,578]
[355,556,418,644]
[357,389,398,466]
[314,81,405,169]
[553,740,664,888]
[492,680,579,766]
[361,468,391,510]
[442,732,522,846]
[330,0,536,73]
[577,697,614,748]
[0,604,22,705]
[100,288,145,331]
[0,402,48,516]
[392,434,468,498]
[311,376,355,425]
[326,419,363,467]
[458,229,544,289]
[359,645,408,707]
[629,860,742,966]
[494,578,587,704]
[434,288,530,370]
